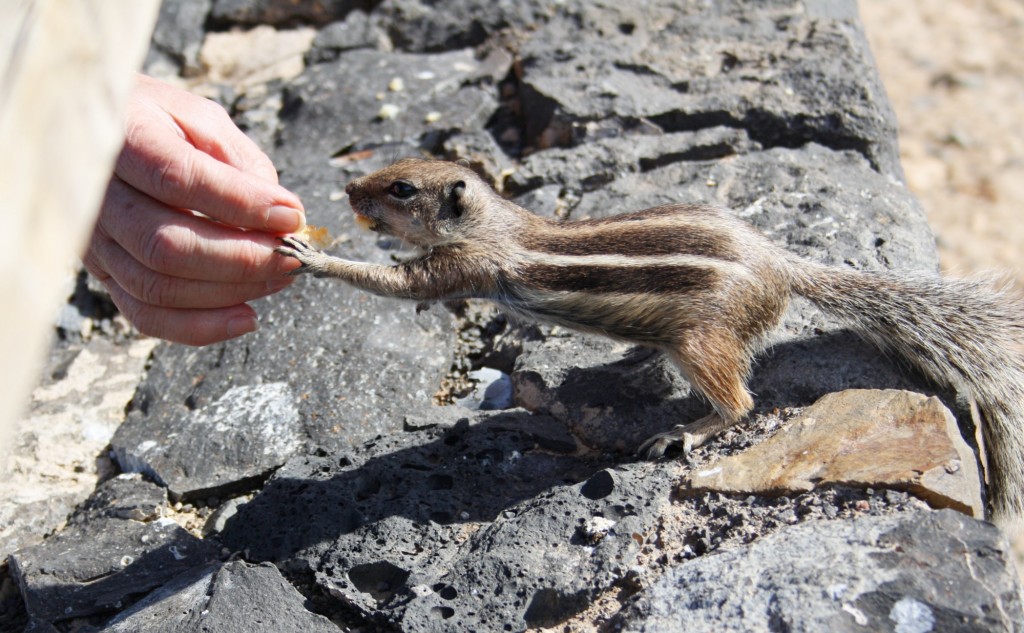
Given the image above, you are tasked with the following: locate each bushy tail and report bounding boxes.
[788,257,1024,527]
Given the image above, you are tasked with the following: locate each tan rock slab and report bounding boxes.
[200,25,316,89]
[683,389,984,518]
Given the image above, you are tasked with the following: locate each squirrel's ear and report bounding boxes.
[441,180,466,220]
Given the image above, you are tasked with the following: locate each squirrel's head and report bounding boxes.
[345,158,495,248]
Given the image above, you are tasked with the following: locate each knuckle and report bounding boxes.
[140,223,193,273]
[200,97,231,121]
[136,272,178,308]
[151,152,196,203]
[235,240,271,281]
[107,280,209,346]
[107,286,149,332]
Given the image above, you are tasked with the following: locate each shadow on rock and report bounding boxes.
[216,327,956,630]
[221,327,947,565]
[219,409,617,562]
[217,407,677,629]
[513,328,948,454]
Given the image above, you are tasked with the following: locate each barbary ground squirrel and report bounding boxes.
[277,158,1024,527]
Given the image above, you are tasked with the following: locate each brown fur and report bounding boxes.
[278,158,1024,527]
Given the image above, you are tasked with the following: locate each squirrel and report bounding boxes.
[276,157,1024,527]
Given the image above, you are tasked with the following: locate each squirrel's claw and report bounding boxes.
[276,237,319,276]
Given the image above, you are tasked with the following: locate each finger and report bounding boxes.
[134,75,280,183]
[99,178,302,283]
[116,130,304,233]
[118,79,303,233]
[89,229,294,309]
[102,279,260,346]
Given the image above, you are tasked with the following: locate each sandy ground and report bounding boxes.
[860,0,1024,283]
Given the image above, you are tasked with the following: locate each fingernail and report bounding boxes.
[267,277,293,291]
[266,205,304,233]
[226,315,259,338]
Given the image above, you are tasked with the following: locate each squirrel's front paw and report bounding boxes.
[275,236,325,276]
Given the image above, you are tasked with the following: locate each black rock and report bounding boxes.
[374,0,556,52]
[515,0,901,177]
[513,337,707,452]
[71,474,167,524]
[277,46,509,171]
[9,508,219,622]
[112,380,304,501]
[220,411,672,630]
[209,0,371,28]
[97,561,336,632]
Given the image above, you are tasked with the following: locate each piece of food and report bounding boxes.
[292,224,332,248]
[353,213,375,230]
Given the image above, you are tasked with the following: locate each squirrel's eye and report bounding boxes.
[387,180,418,199]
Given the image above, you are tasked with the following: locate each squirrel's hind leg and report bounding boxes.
[639,327,755,459]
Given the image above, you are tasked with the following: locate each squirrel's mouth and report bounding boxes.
[353,210,391,235]
[349,193,385,232]
[353,211,376,230]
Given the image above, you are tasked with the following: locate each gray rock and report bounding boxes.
[516,0,902,178]
[513,337,707,452]
[455,367,514,410]
[112,285,454,487]
[506,127,759,195]
[112,382,303,501]
[202,496,249,537]
[442,130,519,186]
[617,510,1023,632]
[511,184,568,220]
[231,82,286,153]
[277,47,508,171]
[97,561,336,632]
[374,0,555,52]
[219,410,666,629]
[397,464,668,631]
[9,478,219,623]
[71,474,167,524]
[306,10,391,63]
[144,0,212,77]
[218,410,587,560]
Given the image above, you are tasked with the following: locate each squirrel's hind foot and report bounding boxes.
[638,412,737,461]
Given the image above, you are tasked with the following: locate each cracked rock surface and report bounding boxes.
[3,0,1021,631]
[616,509,1020,633]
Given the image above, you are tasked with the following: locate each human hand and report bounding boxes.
[84,75,304,346]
